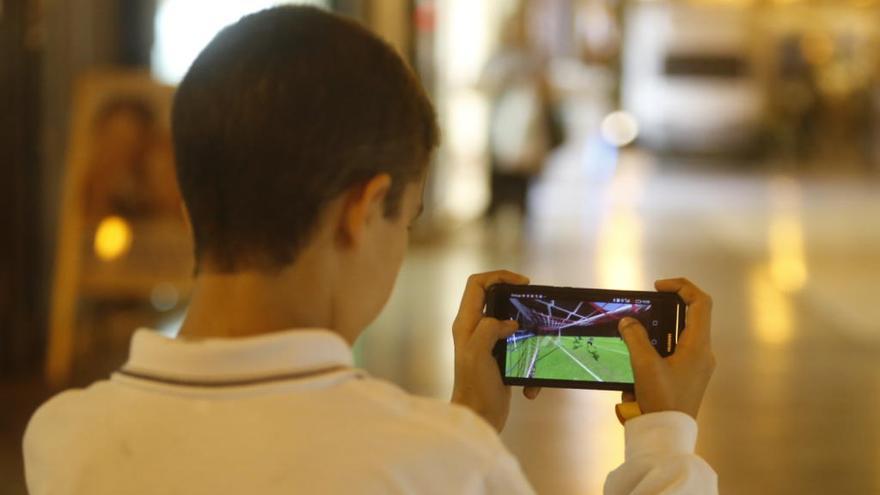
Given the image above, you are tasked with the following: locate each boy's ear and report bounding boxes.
[339,174,392,246]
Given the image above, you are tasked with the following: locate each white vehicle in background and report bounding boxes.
[621,3,765,154]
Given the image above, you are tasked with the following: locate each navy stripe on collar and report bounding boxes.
[115,365,355,388]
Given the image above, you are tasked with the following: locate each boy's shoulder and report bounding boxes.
[24,380,114,446]
[23,379,120,486]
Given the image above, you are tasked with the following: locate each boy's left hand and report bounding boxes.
[450,270,540,432]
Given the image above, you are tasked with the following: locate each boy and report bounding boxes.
[25,7,717,494]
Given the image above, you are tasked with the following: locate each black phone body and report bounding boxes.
[487,284,686,392]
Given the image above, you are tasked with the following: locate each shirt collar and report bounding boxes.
[121,328,354,383]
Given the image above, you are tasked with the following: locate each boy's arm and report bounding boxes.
[607,278,718,494]
[604,411,717,494]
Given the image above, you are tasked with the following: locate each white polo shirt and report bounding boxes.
[24,329,717,495]
[24,329,534,495]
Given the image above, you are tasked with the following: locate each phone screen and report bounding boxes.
[489,285,684,391]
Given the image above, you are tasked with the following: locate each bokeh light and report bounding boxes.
[93,216,133,261]
[600,111,639,148]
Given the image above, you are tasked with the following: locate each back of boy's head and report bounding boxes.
[172,6,439,273]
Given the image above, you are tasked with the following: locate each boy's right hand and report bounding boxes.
[617,278,715,420]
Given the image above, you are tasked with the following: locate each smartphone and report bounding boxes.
[487,284,685,392]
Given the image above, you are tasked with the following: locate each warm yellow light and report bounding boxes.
[748,266,793,346]
[768,214,807,291]
[767,177,808,292]
[597,209,643,289]
[94,215,132,261]
[596,156,648,290]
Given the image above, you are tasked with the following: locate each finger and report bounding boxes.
[654,278,712,347]
[523,386,541,400]
[471,318,518,353]
[454,271,529,339]
[654,277,707,305]
[621,391,636,403]
[618,317,660,365]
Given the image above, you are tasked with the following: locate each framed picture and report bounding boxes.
[47,70,193,387]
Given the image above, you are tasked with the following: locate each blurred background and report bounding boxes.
[2,0,879,493]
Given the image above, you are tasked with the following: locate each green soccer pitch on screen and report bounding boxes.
[488,284,685,392]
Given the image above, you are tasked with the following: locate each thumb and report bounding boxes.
[472,318,518,352]
[618,317,660,362]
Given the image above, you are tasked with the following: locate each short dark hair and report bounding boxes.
[172,6,439,272]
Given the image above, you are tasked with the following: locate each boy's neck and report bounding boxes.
[177,249,353,343]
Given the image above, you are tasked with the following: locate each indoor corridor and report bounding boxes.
[5,2,880,494]
[358,150,880,495]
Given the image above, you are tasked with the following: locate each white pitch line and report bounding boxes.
[553,341,603,381]
[526,338,541,377]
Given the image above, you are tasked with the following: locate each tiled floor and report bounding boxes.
[360,149,880,494]
[4,149,879,494]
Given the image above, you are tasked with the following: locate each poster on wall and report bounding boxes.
[47,70,193,387]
